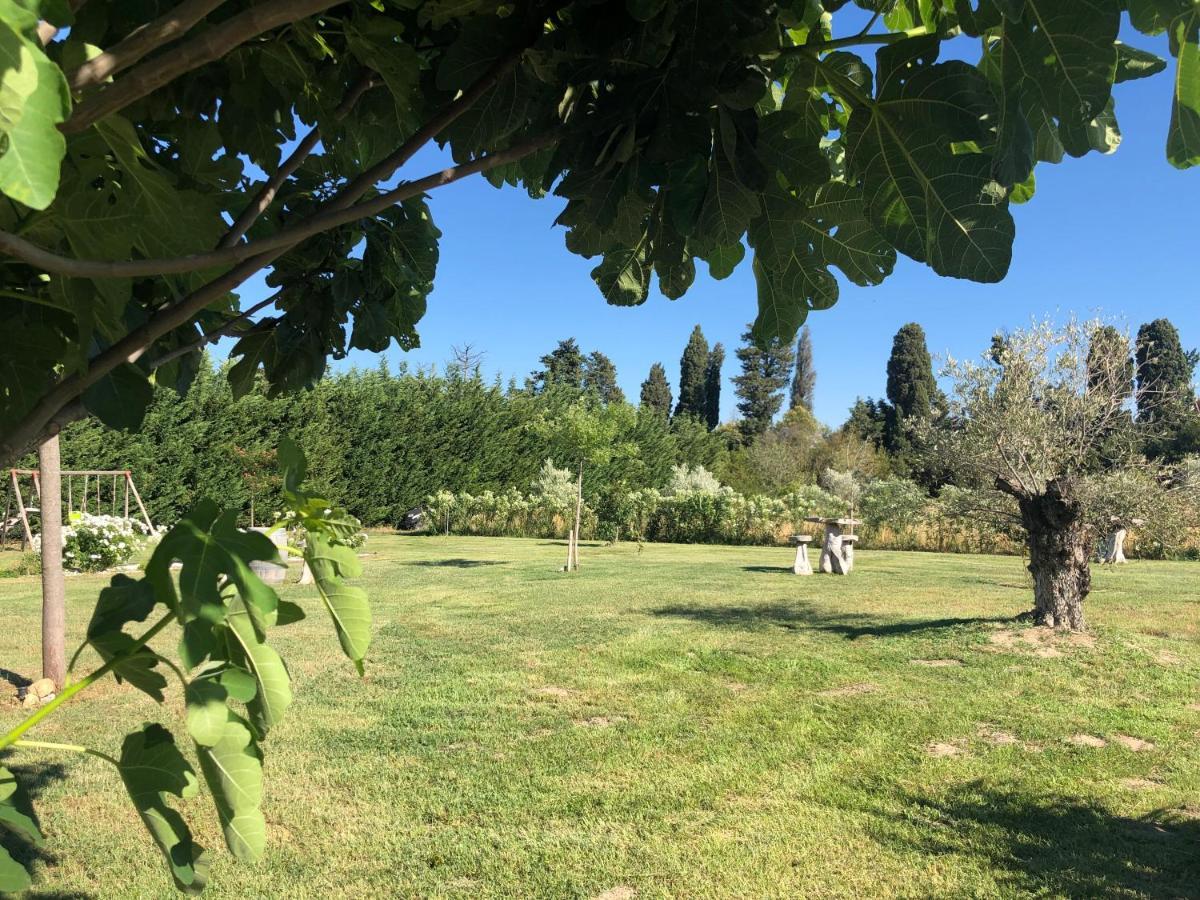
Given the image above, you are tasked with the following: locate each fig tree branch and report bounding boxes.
[68,0,231,91]
[62,0,343,134]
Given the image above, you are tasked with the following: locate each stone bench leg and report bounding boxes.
[793,542,813,575]
[820,531,842,574]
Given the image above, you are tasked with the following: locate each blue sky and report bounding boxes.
[230,24,1199,428]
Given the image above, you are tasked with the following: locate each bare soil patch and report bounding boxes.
[925,741,964,758]
[817,682,880,697]
[1112,734,1156,752]
[1066,734,1107,748]
[911,659,963,667]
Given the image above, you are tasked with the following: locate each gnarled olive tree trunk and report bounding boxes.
[1017,478,1091,631]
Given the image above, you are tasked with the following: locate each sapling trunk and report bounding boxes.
[571,460,584,571]
[38,433,66,689]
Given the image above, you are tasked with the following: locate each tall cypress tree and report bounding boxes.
[640,363,672,418]
[733,325,795,440]
[583,351,625,404]
[790,325,815,411]
[704,343,724,430]
[1135,318,1196,422]
[884,323,940,450]
[675,325,709,420]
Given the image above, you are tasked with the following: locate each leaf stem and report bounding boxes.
[774,24,930,58]
[12,739,119,767]
[0,610,177,751]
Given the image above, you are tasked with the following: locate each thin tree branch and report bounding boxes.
[0,134,557,466]
[1,37,541,279]
[148,289,283,369]
[219,72,379,249]
[62,0,343,134]
[69,0,231,91]
[0,133,554,278]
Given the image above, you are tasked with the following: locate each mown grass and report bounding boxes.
[1,536,1198,898]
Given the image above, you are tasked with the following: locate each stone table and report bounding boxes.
[805,517,863,575]
[792,533,814,575]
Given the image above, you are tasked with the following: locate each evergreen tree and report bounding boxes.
[583,351,625,404]
[733,326,796,440]
[884,323,940,450]
[843,398,889,450]
[789,325,816,412]
[639,363,672,418]
[675,325,709,420]
[1135,318,1199,460]
[530,338,585,392]
[1135,318,1196,422]
[704,343,725,430]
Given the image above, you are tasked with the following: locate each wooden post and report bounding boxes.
[38,433,67,690]
[123,472,129,520]
[127,475,153,533]
[14,471,34,551]
[67,474,72,516]
[81,473,87,514]
[1,473,12,551]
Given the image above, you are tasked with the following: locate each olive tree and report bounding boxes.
[919,321,1195,630]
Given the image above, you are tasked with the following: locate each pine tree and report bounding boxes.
[884,323,940,450]
[733,325,795,440]
[530,338,585,392]
[789,325,815,412]
[704,343,725,431]
[639,363,672,418]
[582,351,625,404]
[675,325,709,420]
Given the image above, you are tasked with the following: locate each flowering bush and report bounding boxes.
[61,514,153,573]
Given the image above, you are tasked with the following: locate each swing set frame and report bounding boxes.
[1,469,153,551]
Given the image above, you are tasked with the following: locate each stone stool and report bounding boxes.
[837,534,858,575]
[792,534,813,575]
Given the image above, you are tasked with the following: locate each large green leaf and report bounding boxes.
[843,42,1014,282]
[0,766,41,892]
[1168,10,1200,168]
[81,363,155,432]
[118,725,210,895]
[146,501,281,638]
[305,534,373,675]
[86,574,167,700]
[195,710,266,863]
[591,239,651,306]
[1007,0,1120,125]
[748,183,895,342]
[694,146,761,249]
[224,594,292,736]
[0,25,68,209]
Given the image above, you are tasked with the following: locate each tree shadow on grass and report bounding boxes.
[0,757,92,896]
[650,601,1011,640]
[876,781,1200,898]
[741,565,796,574]
[404,559,506,568]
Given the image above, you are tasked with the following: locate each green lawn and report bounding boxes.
[1,536,1198,898]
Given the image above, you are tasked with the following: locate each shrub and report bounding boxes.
[62,514,153,573]
[665,464,722,496]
